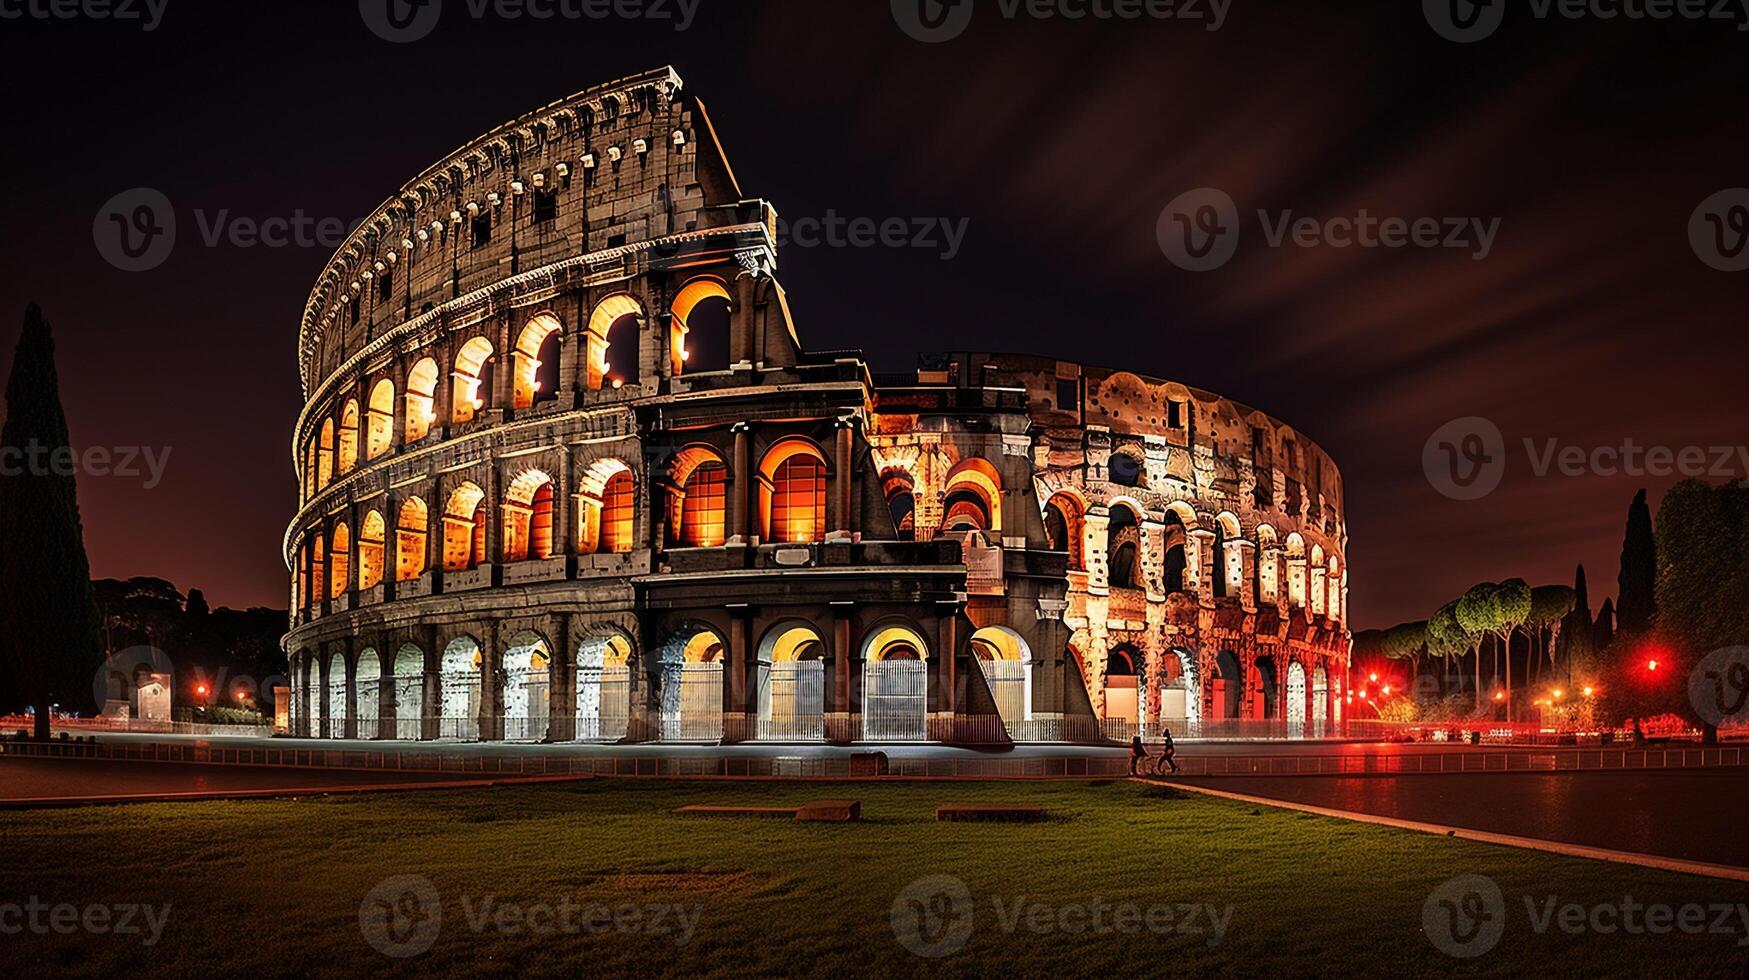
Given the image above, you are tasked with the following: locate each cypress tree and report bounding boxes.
[1617,489,1657,635]
[0,304,103,740]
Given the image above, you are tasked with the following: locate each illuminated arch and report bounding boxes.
[1106,501,1143,589]
[337,400,360,475]
[358,510,386,591]
[392,642,427,740]
[1286,533,1308,609]
[670,277,732,375]
[309,535,326,606]
[451,337,495,424]
[328,523,351,600]
[442,483,487,571]
[881,468,916,540]
[316,418,335,488]
[942,457,1002,533]
[1043,490,1085,569]
[502,469,557,563]
[512,313,564,410]
[366,379,396,459]
[758,437,829,544]
[438,636,483,740]
[576,457,635,556]
[327,650,348,732]
[355,647,381,740]
[575,630,634,741]
[862,625,930,662]
[501,630,552,742]
[396,497,428,581]
[1215,512,1244,598]
[405,357,439,442]
[670,445,729,547]
[586,294,643,391]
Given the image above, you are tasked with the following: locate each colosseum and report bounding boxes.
[282,67,1352,746]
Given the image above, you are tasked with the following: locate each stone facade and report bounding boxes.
[282,67,1350,745]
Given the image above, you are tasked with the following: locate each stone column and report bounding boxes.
[731,422,752,544]
[829,419,854,541]
[1236,540,1258,612]
[1187,528,1215,600]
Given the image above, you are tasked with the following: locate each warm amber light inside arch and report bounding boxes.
[366,379,396,460]
[396,497,428,582]
[358,510,386,590]
[405,358,439,443]
[866,626,930,662]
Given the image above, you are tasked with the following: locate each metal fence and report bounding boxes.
[501,668,549,743]
[661,663,724,742]
[976,659,1026,739]
[576,666,630,742]
[864,660,928,741]
[756,660,825,741]
[438,672,480,741]
[394,676,424,741]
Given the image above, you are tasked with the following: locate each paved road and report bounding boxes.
[1181,771,1749,867]
[0,758,484,802]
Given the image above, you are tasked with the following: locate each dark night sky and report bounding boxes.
[0,1,1744,628]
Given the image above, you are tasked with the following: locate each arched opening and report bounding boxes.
[1312,665,1331,737]
[1215,512,1243,599]
[337,400,360,475]
[512,313,564,410]
[396,497,428,582]
[309,536,326,607]
[1159,648,1201,737]
[442,483,487,571]
[1107,504,1142,590]
[1286,534,1307,608]
[355,648,381,740]
[1043,492,1084,569]
[1102,644,1141,731]
[1252,655,1280,721]
[658,625,726,741]
[576,459,635,555]
[1163,509,1188,593]
[328,524,351,601]
[586,294,643,390]
[759,438,828,544]
[501,631,551,742]
[1310,545,1327,617]
[1213,650,1243,722]
[862,625,930,741]
[316,418,335,489]
[971,626,1031,738]
[303,440,317,502]
[392,643,425,740]
[439,637,482,740]
[1255,525,1280,604]
[755,623,827,741]
[1286,661,1308,738]
[327,650,348,737]
[1109,449,1144,488]
[366,379,396,460]
[358,511,386,591]
[882,470,916,540]
[670,447,728,548]
[451,337,495,424]
[575,633,632,742]
[941,458,1002,534]
[502,470,556,563]
[305,657,321,738]
[670,277,732,375]
[1327,557,1342,623]
[405,358,439,443]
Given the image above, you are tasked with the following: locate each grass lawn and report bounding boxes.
[1,778,1746,977]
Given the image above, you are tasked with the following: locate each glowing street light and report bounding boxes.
[1582,686,1594,698]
